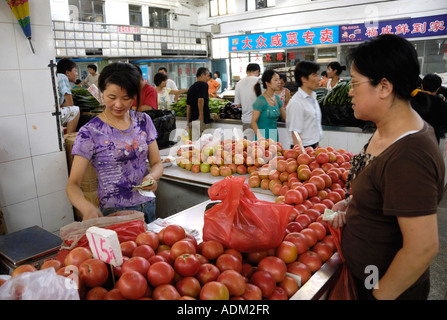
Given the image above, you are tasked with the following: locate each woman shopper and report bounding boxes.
[66,62,163,223]
[326,61,346,90]
[154,72,187,110]
[329,34,444,300]
[251,69,286,142]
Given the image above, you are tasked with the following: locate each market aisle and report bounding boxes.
[428,188,447,300]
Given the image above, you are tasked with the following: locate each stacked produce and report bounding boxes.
[71,88,103,110]
[171,97,231,118]
[175,138,283,177]
[322,80,351,107]
[2,219,337,300]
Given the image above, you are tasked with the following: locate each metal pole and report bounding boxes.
[49,60,63,151]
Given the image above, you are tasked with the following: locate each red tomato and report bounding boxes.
[162,224,186,246]
[200,281,230,300]
[121,256,150,276]
[284,232,309,255]
[64,247,93,267]
[132,244,155,260]
[11,264,37,277]
[250,270,275,297]
[174,254,201,277]
[304,208,321,222]
[279,275,299,298]
[241,263,255,279]
[298,250,322,273]
[153,284,181,300]
[195,253,209,264]
[103,288,126,300]
[312,242,334,262]
[157,250,174,265]
[120,241,137,257]
[301,228,318,247]
[118,271,148,300]
[257,256,287,283]
[295,214,311,228]
[40,259,63,272]
[148,255,167,265]
[79,258,109,287]
[321,235,337,252]
[135,231,159,250]
[175,276,202,299]
[308,222,327,241]
[286,221,303,234]
[170,239,196,260]
[223,248,243,262]
[267,286,288,300]
[184,233,199,251]
[241,283,262,300]
[200,240,224,260]
[195,263,221,285]
[244,251,268,265]
[275,241,298,264]
[86,286,108,300]
[215,253,242,273]
[217,270,246,297]
[147,261,175,287]
[287,261,312,286]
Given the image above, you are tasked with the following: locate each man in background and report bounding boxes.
[56,58,80,133]
[234,63,261,140]
[158,67,179,102]
[187,67,211,140]
[82,64,99,88]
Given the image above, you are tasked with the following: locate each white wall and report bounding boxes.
[0,0,73,233]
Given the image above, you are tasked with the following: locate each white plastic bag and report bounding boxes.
[0,268,79,300]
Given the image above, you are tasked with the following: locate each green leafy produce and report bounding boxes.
[170,97,231,117]
[322,80,352,106]
[72,88,102,109]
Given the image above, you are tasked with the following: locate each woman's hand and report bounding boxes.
[82,207,103,221]
[327,198,349,229]
[141,175,158,192]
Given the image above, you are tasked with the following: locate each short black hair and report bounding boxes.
[158,67,168,73]
[327,62,346,75]
[254,69,279,96]
[87,64,97,72]
[214,71,220,78]
[154,72,168,86]
[196,67,209,78]
[57,58,76,74]
[98,62,141,110]
[347,34,420,101]
[294,61,320,87]
[422,74,442,93]
[246,63,260,73]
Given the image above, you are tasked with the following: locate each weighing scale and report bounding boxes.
[0,225,62,275]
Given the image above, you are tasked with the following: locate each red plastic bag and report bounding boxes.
[202,175,294,253]
[327,224,358,300]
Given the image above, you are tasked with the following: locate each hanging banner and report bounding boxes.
[339,14,447,43]
[229,26,339,52]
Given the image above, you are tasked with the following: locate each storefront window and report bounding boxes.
[149,7,170,28]
[69,0,105,23]
[129,5,142,26]
[412,39,447,75]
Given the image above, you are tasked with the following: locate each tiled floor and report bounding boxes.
[428,188,447,300]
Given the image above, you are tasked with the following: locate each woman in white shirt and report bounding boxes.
[326,61,346,91]
[154,72,187,110]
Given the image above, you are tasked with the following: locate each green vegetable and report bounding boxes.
[323,80,352,106]
[170,96,231,117]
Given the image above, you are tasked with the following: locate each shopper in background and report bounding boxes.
[234,63,261,140]
[251,69,286,142]
[82,64,99,88]
[73,79,82,89]
[286,61,323,149]
[186,67,211,138]
[132,66,158,111]
[275,73,291,108]
[56,58,80,134]
[66,62,163,223]
[214,71,223,94]
[326,61,346,90]
[329,34,444,300]
[410,73,447,143]
[158,67,179,102]
[154,72,187,110]
[207,72,221,98]
[319,70,329,87]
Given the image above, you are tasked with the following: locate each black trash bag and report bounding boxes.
[144,109,176,149]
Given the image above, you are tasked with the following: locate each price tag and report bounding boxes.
[86,226,123,267]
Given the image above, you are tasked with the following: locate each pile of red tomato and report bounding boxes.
[2,218,337,300]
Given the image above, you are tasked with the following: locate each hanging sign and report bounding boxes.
[229,25,339,52]
[339,14,447,43]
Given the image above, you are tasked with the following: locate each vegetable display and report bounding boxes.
[322,80,351,106]
[171,97,232,118]
[71,88,102,110]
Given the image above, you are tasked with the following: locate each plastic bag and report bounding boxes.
[326,224,359,300]
[0,268,79,300]
[59,211,146,250]
[202,175,294,253]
